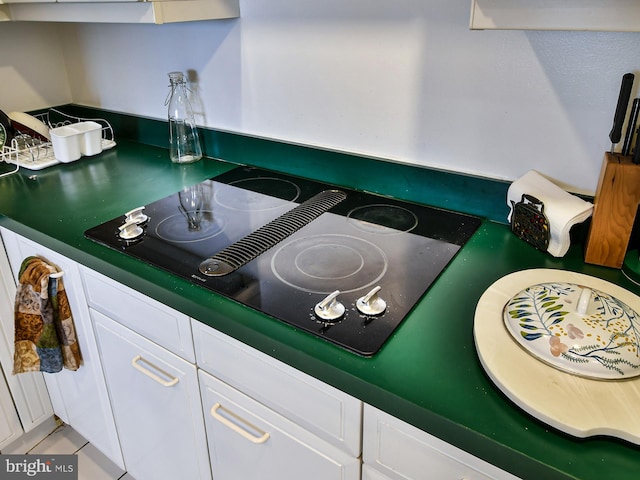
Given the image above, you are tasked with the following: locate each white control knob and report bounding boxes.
[118,220,144,240]
[314,290,345,322]
[125,206,148,225]
[356,286,386,316]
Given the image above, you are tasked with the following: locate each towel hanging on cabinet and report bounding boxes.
[13,256,83,374]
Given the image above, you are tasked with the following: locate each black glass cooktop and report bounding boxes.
[85,166,481,356]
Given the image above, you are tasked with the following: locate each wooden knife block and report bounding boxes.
[585,152,640,268]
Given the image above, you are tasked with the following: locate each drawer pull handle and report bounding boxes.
[131,355,179,387]
[210,402,270,444]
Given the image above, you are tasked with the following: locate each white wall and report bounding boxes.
[0,22,71,112]
[48,1,640,193]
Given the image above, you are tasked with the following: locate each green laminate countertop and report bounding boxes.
[1,136,640,480]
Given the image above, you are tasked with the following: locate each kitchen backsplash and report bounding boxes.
[4,1,640,195]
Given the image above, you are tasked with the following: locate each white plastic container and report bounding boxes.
[74,121,102,156]
[50,125,82,163]
[50,121,103,163]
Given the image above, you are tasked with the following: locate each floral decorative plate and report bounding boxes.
[503,282,640,380]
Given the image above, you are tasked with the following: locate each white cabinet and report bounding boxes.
[3,0,54,4]
[81,267,195,363]
[92,309,211,480]
[0,364,23,450]
[83,267,209,480]
[470,0,640,32]
[193,320,362,480]
[0,230,53,443]
[199,370,360,480]
[0,228,124,468]
[0,230,53,436]
[362,464,393,480]
[0,231,56,452]
[363,404,520,480]
[192,320,362,457]
[5,0,239,24]
[83,266,361,479]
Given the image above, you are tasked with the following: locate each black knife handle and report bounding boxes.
[622,98,640,155]
[610,73,635,145]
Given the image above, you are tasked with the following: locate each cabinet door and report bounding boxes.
[0,229,53,433]
[470,0,640,32]
[93,309,211,480]
[6,0,240,24]
[363,404,521,480]
[1,228,124,468]
[0,364,23,450]
[199,369,360,480]
[2,0,54,3]
[362,464,393,480]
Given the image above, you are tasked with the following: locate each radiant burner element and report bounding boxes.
[271,234,387,294]
[347,205,418,234]
[217,177,301,211]
[155,212,223,243]
[84,166,481,356]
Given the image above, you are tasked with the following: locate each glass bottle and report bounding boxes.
[166,71,202,164]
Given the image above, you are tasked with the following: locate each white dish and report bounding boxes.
[474,269,640,444]
[8,111,50,141]
[504,282,640,379]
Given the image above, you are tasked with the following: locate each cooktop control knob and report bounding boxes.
[125,206,148,225]
[118,220,144,240]
[314,290,345,322]
[356,286,387,316]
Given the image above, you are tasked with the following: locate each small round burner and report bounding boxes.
[347,204,418,234]
[215,177,301,211]
[271,234,388,294]
[155,211,224,243]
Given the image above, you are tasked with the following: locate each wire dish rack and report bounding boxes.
[0,108,116,177]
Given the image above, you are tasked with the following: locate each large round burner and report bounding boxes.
[347,204,418,234]
[296,244,364,280]
[215,177,301,211]
[271,234,388,294]
[155,211,224,243]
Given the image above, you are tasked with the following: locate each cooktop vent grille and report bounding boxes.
[199,189,347,276]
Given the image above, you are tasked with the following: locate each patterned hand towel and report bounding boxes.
[13,256,83,374]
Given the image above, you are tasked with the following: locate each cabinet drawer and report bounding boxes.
[363,404,520,480]
[81,267,194,362]
[192,320,362,457]
[199,369,360,480]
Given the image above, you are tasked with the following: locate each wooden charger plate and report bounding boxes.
[474,269,640,444]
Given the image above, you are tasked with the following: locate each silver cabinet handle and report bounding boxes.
[131,355,179,387]
[210,402,270,444]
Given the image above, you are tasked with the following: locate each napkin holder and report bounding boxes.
[585,152,640,268]
[510,194,550,251]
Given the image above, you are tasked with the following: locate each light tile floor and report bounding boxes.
[28,424,134,480]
